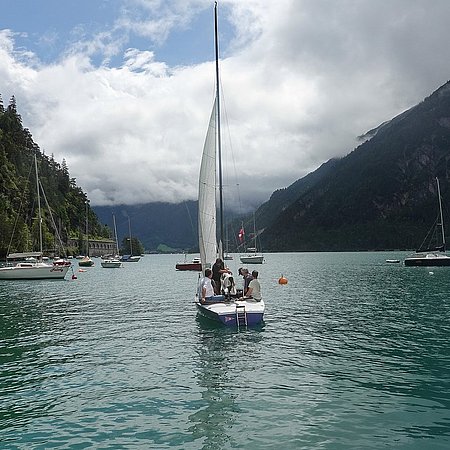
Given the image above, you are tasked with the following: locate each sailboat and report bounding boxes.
[0,155,71,280]
[120,216,140,262]
[79,201,94,267]
[175,255,202,271]
[194,3,265,327]
[101,214,122,268]
[239,214,264,264]
[404,177,450,266]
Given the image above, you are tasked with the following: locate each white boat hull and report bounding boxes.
[121,255,141,262]
[404,253,450,266]
[239,254,264,264]
[0,263,70,280]
[101,259,122,268]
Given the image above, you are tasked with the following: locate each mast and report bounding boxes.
[128,216,133,255]
[436,177,446,251]
[214,1,224,259]
[113,213,119,255]
[85,200,89,256]
[34,154,43,256]
[253,212,257,252]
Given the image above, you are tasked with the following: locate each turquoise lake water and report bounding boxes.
[1,252,450,449]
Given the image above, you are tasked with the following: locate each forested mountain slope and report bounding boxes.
[0,95,107,257]
[261,81,450,251]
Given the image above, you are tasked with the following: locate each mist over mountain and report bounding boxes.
[260,81,450,251]
[100,80,450,253]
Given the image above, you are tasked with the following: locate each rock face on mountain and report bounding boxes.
[260,81,450,251]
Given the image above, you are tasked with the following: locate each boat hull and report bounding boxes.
[79,258,94,267]
[121,256,141,262]
[404,254,450,266]
[195,299,265,327]
[0,264,70,280]
[176,263,202,271]
[101,259,122,268]
[239,255,264,264]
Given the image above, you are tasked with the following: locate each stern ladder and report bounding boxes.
[236,304,247,329]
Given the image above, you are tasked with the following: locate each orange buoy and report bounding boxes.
[278,275,288,285]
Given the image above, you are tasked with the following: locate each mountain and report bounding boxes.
[93,201,198,252]
[95,79,450,253]
[261,80,450,251]
[8,75,444,255]
[252,158,340,231]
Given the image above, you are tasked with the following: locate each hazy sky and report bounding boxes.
[2,0,450,211]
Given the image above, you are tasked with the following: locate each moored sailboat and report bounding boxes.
[194,3,265,327]
[0,155,71,280]
[101,214,122,268]
[120,216,141,262]
[176,256,202,271]
[79,201,94,267]
[239,214,264,264]
[404,177,450,267]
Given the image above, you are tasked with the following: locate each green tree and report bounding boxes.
[121,236,144,255]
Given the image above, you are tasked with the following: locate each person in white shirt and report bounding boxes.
[199,267,230,304]
[246,270,262,301]
[198,268,215,303]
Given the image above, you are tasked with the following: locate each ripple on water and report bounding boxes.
[2,253,450,448]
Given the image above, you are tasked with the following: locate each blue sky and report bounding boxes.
[1,0,234,66]
[2,1,450,209]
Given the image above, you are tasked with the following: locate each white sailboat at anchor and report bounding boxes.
[239,213,264,264]
[404,177,450,266]
[0,155,71,280]
[101,213,122,268]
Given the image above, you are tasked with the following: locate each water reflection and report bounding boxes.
[188,316,264,449]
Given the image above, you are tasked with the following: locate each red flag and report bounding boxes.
[238,227,245,242]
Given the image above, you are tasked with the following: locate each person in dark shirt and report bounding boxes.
[212,258,230,294]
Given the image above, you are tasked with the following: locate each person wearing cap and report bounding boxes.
[238,267,253,295]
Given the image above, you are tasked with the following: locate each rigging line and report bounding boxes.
[436,177,446,248]
[183,201,196,244]
[39,180,67,257]
[417,215,439,252]
[6,160,34,256]
[219,76,244,217]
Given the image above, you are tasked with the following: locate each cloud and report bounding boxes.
[2,1,450,212]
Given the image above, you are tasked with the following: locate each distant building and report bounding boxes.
[67,238,116,257]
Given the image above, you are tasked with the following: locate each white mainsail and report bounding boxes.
[198,98,218,270]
